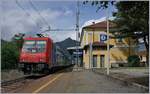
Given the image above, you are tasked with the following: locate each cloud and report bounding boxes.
[1,9,39,41]
[1,0,75,42]
[43,31,76,42]
[64,10,73,16]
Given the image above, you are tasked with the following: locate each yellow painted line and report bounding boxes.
[32,73,63,93]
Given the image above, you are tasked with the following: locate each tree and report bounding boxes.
[1,33,25,70]
[1,41,19,70]
[112,1,149,65]
[83,1,114,12]
[83,1,149,65]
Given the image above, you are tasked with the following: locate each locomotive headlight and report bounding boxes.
[39,58,46,62]
[20,58,25,62]
[22,59,25,62]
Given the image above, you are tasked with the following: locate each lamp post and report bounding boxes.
[76,1,80,68]
[106,3,110,75]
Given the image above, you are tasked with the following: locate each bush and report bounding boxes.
[127,55,140,67]
[1,41,19,70]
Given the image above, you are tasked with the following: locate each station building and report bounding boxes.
[80,18,138,69]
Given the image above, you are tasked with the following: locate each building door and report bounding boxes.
[93,55,97,68]
[100,55,105,67]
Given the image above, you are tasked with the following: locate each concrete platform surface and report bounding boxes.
[9,67,148,93]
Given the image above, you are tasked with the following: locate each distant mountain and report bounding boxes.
[55,37,80,57]
[55,37,80,50]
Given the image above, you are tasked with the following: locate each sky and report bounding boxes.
[1,0,117,42]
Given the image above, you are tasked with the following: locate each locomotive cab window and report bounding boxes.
[22,40,46,53]
[36,41,46,52]
[22,41,36,53]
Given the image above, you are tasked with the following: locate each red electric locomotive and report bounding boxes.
[19,37,53,74]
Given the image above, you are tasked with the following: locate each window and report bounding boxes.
[22,40,46,53]
[100,55,105,67]
[36,41,46,52]
[93,55,97,67]
[22,41,36,53]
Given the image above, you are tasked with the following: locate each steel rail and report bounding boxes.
[1,76,28,86]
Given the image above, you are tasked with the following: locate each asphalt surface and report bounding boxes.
[8,67,147,93]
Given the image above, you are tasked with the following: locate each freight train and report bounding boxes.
[18,37,72,74]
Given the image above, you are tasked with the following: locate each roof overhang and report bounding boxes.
[67,46,83,50]
[83,42,114,49]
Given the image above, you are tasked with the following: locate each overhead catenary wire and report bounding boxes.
[16,0,77,42]
[15,0,41,30]
[28,0,78,33]
[16,0,74,41]
[41,29,76,33]
[28,0,50,29]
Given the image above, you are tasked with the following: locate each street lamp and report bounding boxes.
[106,3,110,75]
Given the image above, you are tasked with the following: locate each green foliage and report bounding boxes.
[112,1,149,38]
[83,1,115,12]
[1,41,20,70]
[113,1,149,65]
[127,55,140,67]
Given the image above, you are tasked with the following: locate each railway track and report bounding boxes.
[1,76,28,93]
[1,75,41,92]
[1,76,27,86]
[1,75,46,93]
[1,66,73,93]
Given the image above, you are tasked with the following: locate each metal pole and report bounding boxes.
[90,42,93,69]
[76,1,79,68]
[106,4,110,75]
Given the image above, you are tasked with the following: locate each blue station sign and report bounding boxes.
[100,34,107,41]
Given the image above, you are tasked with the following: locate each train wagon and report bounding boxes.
[19,36,71,74]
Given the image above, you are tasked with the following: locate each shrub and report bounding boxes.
[127,55,140,67]
[1,41,19,70]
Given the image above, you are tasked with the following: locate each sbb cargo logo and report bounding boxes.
[100,34,107,41]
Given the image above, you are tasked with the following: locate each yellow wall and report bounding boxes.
[81,28,137,69]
